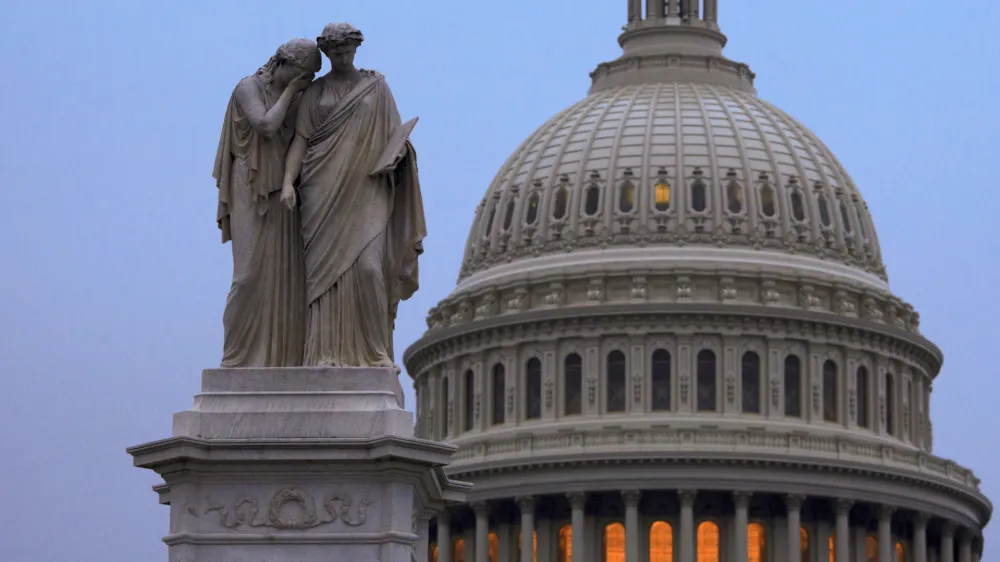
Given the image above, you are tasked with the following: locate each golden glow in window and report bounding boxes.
[649,521,673,562]
[455,539,466,562]
[558,524,572,562]
[431,544,439,562]
[829,533,835,562]
[605,523,625,562]
[654,182,672,210]
[895,542,905,562]
[800,527,810,562]
[748,522,766,562]
[865,536,878,562]
[488,532,499,562]
[697,521,720,562]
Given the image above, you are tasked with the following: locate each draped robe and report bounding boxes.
[212,75,306,367]
[294,70,426,367]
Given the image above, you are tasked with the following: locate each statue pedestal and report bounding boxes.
[128,367,468,562]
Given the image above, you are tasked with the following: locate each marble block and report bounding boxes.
[128,366,469,562]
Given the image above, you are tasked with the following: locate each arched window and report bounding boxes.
[856,366,870,428]
[856,206,868,240]
[895,542,906,562]
[655,180,672,211]
[605,522,625,562]
[829,533,836,562]
[491,364,505,426]
[441,377,450,436]
[759,184,776,217]
[649,521,674,562]
[584,184,600,216]
[558,524,573,562]
[791,190,806,222]
[516,531,538,562]
[818,194,832,227]
[886,372,896,436]
[691,178,708,212]
[463,369,475,431]
[697,350,717,412]
[697,521,720,562]
[455,538,467,562]
[607,350,627,413]
[651,349,672,412]
[483,201,498,238]
[865,536,878,562]
[526,358,542,420]
[823,360,839,423]
[741,351,761,414]
[800,527,810,562]
[748,522,766,562]
[784,355,802,418]
[525,192,540,225]
[726,180,743,214]
[619,180,635,213]
[502,198,516,231]
[431,544,439,562]
[839,201,853,234]
[488,532,500,562]
[552,187,568,220]
[564,353,583,416]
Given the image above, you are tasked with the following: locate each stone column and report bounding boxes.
[679,490,697,562]
[438,513,453,562]
[732,492,751,562]
[498,523,512,562]
[941,522,955,562]
[417,515,432,562]
[474,502,490,562]
[704,0,718,23]
[666,0,678,17]
[519,497,536,562]
[537,517,553,562]
[785,495,804,562]
[628,0,642,23]
[623,491,641,562]
[913,513,929,562]
[569,493,586,562]
[877,506,895,562]
[834,500,852,562]
[958,531,973,562]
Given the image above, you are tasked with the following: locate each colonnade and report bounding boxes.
[429,491,981,562]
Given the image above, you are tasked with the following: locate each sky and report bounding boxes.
[0,0,998,560]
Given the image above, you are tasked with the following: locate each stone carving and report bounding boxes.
[630,276,648,300]
[726,374,736,406]
[800,285,820,309]
[587,278,606,302]
[720,278,737,301]
[213,38,321,368]
[475,294,497,320]
[849,389,857,420]
[676,277,693,301]
[770,378,780,409]
[281,22,427,367]
[544,282,565,307]
[680,374,690,404]
[544,379,555,409]
[812,384,821,412]
[762,280,780,305]
[204,488,372,530]
[632,372,643,403]
[587,376,597,406]
[506,386,514,414]
[507,288,529,312]
[474,393,481,421]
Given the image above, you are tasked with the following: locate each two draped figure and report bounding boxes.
[212,23,426,368]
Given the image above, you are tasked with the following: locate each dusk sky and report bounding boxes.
[0,0,998,560]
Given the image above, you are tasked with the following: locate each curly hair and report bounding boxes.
[316,22,364,50]
[258,38,322,78]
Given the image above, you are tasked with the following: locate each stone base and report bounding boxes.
[128,367,469,562]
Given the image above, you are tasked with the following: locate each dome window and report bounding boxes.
[649,521,673,561]
[815,184,833,227]
[525,192,540,225]
[696,349,717,412]
[525,358,542,420]
[584,183,601,216]
[790,190,806,222]
[759,183,777,218]
[502,198,516,232]
[855,207,868,240]
[463,369,475,431]
[726,176,743,214]
[651,349,672,412]
[839,201,853,234]
[552,187,569,220]
[606,350,627,413]
[784,355,802,418]
[491,364,505,426]
[741,351,761,414]
[564,353,583,416]
[886,372,896,436]
[654,181,672,211]
[484,201,498,237]
[690,176,708,213]
[618,179,635,213]
[823,360,839,423]
[856,366,870,429]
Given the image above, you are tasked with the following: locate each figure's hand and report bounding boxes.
[280,184,297,210]
[287,72,314,94]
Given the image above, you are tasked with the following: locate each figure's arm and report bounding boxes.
[280,133,308,209]
[235,74,312,138]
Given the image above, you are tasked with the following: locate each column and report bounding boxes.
[628,0,642,23]
[704,0,718,23]
[679,490,697,562]
[689,0,699,19]
[877,506,895,562]
[623,491,641,562]
[913,513,929,562]
[518,497,536,562]
[537,517,553,562]
[834,500,852,562]
[666,0,678,17]
[417,515,431,562]
[941,522,955,562]
[732,492,751,562]
[568,493,586,562]
[785,495,804,562]
[474,502,490,562]
[438,513,453,562]
[498,523,512,562]
[958,530,973,562]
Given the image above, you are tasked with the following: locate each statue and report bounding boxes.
[281,23,427,368]
[213,38,322,367]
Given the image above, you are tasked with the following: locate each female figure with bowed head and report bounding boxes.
[281,23,427,368]
[213,38,321,367]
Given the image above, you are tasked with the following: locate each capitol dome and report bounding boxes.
[405,2,990,562]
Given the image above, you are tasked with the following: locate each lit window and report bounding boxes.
[649,521,673,562]
[865,536,878,562]
[800,527,810,562]
[455,539,466,562]
[558,524,572,562]
[697,521,720,562]
[431,544,439,562]
[895,542,905,562]
[526,358,542,420]
[489,532,499,562]
[829,533,836,562]
[619,181,635,213]
[605,523,625,562]
[654,181,672,211]
[748,522,766,562]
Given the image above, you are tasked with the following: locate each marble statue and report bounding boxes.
[213,38,322,367]
[281,23,427,368]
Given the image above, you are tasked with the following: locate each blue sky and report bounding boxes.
[0,0,998,559]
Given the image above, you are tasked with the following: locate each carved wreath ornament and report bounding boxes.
[204,487,371,530]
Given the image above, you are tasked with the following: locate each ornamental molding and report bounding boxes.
[203,487,371,530]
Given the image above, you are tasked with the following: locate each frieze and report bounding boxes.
[203,488,372,530]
